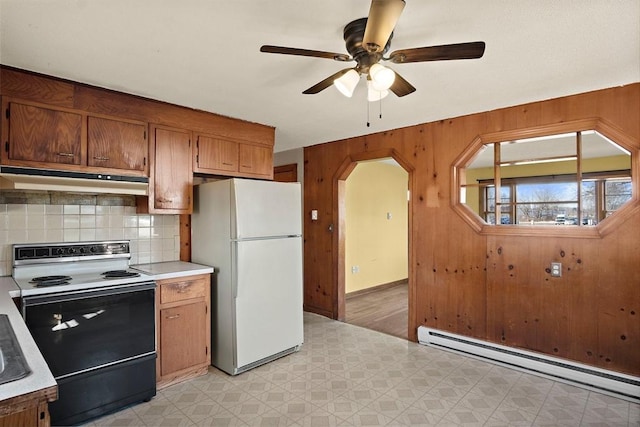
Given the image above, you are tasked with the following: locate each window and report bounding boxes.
[453,119,637,236]
[478,173,631,226]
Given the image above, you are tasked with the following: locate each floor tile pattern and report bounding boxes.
[82,312,639,427]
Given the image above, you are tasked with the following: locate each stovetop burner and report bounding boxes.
[101,270,140,279]
[30,275,72,287]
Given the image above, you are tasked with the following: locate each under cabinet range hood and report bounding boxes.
[0,166,149,195]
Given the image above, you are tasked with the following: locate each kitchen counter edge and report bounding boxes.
[0,276,57,412]
[131,261,214,281]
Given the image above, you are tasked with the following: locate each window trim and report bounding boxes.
[451,118,639,238]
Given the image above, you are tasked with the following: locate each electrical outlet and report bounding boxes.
[550,262,562,277]
[351,265,359,274]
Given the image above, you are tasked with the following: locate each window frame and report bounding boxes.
[452,118,639,238]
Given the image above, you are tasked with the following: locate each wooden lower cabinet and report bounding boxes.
[0,387,55,427]
[156,274,211,388]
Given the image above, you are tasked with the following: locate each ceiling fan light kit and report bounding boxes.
[334,69,360,98]
[260,0,485,102]
[369,63,395,91]
[367,79,389,102]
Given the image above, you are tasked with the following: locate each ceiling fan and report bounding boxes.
[260,0,486,101]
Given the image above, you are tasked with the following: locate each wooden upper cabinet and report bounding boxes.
[149,125,192,214]
[194,133,273,179]
[2,97,149,176]
[5,100,82,166]
[87,116,147,172]
[239,143,272,178]
[194,134,237,173]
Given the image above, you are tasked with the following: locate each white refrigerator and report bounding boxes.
[191,178,303,375]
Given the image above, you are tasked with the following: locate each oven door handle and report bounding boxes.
[22,281,157,307]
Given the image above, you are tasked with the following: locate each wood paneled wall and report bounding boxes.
[303,83,640,376]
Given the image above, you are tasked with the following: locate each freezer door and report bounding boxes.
[234,237,303,369]
[232,179,301,239]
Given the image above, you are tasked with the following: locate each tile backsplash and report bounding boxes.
[0,203,181,276]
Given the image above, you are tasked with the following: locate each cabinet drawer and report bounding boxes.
[159,277,206,304]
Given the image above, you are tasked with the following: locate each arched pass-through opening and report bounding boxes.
[333,149,416,340]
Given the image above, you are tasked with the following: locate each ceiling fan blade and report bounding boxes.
[388,70,416,97]
[260,45,352,62]
[363,0,406,53]
[388,41,486,64]
[302,68,355,94]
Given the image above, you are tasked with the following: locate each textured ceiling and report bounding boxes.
[1,1,638,153]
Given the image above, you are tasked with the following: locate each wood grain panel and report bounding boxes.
[196,134,238,172]
[159,301,207,375]
[273,164,298,182]
[0,67,74,107]
[303,83,640,375]
[0,65,274,150]
[8,101,82,165]
[87,116,147,171]
[73,85,274,146]
[149,125,192,213]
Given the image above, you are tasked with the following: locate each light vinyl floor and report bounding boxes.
[83,312,639,427]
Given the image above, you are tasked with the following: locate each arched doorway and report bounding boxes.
[333,149,415,340]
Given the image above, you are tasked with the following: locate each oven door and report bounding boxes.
[22,282,156,378]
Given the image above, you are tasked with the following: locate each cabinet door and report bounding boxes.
[7,101,82,165]
[239,143,273,178]
[195,134,238,173]
[150,125,192,213]
[87,116,147,172]
[160,301,207,376]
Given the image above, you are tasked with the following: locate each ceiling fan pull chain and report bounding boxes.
[366,99,371,127]
[379,97,383,119]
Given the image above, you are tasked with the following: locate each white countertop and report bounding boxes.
[0,276,57,404]
[131,261,214,281]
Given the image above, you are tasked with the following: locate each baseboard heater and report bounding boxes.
[418,327,640,403]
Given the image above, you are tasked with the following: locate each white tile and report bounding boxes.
[80,205,96,215]
[63,205,80,215]
[26,213,46,230]
[45,205,64,214]
[123,228,138,239]
[8,229,27,244]
[95,215,109,228]
[80,229,96,241]
[63,215,80,229]
[80,215,96,229]
[109,228,125,240]
[63,229,80,241]
[110,206,125,215]
[138,214,151,228]
[7,204,26,215]
[109,215,124,228]
[95,205,110,215]
[7,214,27,229]
[95,228,110,240]
[27,229,47,242]
[26,204,45,215]
[124,215,138,228]
[138,227,151,239]
[45,215,64,229]
[45,229,64,242]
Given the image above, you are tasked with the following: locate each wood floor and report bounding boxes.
[344,281,408,340]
